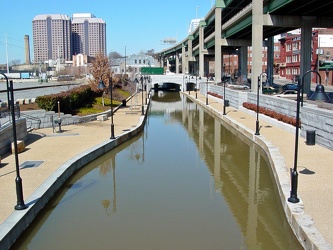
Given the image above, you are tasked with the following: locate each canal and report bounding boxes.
[11,92,302,249]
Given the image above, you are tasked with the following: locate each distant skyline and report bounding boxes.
[0,0,212,65]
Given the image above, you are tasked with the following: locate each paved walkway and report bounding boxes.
[0,90,332,249]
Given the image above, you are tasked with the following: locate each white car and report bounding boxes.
[274,90,299,98]
[228,84,250,90]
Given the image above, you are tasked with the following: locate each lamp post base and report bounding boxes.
[110,124,115,139]
[288,170,300,203]
[288,196,300,203]
[255,120,260,135]
[15,177,27,210]
[15,203,27,210]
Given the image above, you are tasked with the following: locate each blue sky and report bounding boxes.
[0,0,213,64]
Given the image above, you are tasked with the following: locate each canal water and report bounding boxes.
[11,92,302,250]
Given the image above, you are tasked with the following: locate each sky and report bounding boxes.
[0,0,213,65]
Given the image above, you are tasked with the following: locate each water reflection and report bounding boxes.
[11,92,301,250]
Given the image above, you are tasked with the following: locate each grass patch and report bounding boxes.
[75,97,122,116]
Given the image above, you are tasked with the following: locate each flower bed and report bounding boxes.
[242,102,298,126]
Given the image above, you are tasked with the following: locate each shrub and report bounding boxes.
[36,84,101,113]
[242,102,298,126]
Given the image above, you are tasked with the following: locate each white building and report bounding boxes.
[188,19,200,34]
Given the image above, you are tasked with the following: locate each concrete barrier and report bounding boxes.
[11,140,25,154]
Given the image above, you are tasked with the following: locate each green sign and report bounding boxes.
[141,67,164,75]
[319,61,333,71]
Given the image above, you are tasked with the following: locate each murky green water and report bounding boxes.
[11,92,302,250]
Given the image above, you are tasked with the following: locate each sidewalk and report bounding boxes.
[186,91,332,249]
[0,90,332,249]
[0,93,146,248]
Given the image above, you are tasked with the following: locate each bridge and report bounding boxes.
[158,0,333,95]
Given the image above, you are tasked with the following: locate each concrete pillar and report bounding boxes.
[238,46,248,80]
[182,44,187,74]
[199,20,206,77]
[267,37,274,85]
[215,6,222,83]
[251,0,264,93]
[166,57,170,72]
[176,52,180,74]
[301,18,314,96]
[187,36,194,74]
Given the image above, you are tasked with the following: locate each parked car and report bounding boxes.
[229,84,250,90]
[282,83,298,91]
[262,86,277,94]
[263,82,281,92]
[274,90,298,98]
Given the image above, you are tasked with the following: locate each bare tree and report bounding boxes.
[10,59,21,66]
[90,52,112,91]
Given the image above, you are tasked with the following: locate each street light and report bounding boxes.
[255,72,267,135]
[288,70,323,203]
[195,75,198,99]
[98,75,115,139]
[223,80,228,115]
[206,77,208,105]
[308,76,331,102]
[140,75,144,115]
[0,73,27,210]
[145,76,149,105]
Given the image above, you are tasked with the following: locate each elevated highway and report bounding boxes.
[159,0,333,95]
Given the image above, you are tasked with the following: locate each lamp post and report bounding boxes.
[206,77,208,105]
[255,73,267,135]
[98,75,115,139]
[288,70,330,203]
[223,81,227,115]
[0,73,27,210]
[145,76,148,105]
[195,75,198,99]
[140,75,144,115]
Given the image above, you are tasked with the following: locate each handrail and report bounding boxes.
[20,113,42,130]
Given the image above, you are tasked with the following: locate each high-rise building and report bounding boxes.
[72,13,106,58]
[32,14,72,63]
[32,13,106,64]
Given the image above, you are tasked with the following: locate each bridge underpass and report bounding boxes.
[159,0,333,95]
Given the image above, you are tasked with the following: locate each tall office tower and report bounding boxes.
[32,14,72,63]
[72,13,107,58]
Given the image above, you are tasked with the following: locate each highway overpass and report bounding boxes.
[158,0,333,95]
